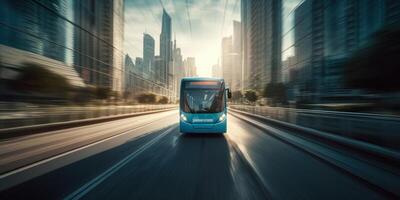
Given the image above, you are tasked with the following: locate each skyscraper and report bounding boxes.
[221,36,233,89]
[74,0,124,92]
[232,20,243,92]
[124,54,135,93]
[284,0,400,103]
[143,33,155,80]
[173,38,184,96]
[184,57,197,77]
[135,57,143,76]
[241,0,251,90]
[160,9,172,86]
[249,0,282,92]
[212,64,221,78]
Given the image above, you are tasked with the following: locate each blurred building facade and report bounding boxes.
[232,20,243,92]
[124,54,135,93]
[184,57,197,77]
[0,0,125,93]
[221,36,233,90]
[241,0,252,90]
[173,38,184,97]
[247,0,282,92]
[281,0,400,103]
[74,0,125,92]
[143,33,155,80]
[159,9,172,87]
[220,21,243,92]
[212,64,222,78]
[135,57,143,76]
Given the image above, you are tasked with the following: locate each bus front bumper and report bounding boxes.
[179,120,227,134]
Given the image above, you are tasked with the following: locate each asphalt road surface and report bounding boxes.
[0,110,393,199]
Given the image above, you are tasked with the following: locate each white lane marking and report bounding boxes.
[0,117,170,180]
[64,125,177,200]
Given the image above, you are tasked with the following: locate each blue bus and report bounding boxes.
[179,77,231,134]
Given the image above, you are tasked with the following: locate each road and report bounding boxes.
[0,110,394,199]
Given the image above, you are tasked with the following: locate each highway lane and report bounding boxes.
[0,111,391,199]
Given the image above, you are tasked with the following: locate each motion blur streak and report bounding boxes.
[1,0,400,199]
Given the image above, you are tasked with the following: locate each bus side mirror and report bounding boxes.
[226,88,232,99]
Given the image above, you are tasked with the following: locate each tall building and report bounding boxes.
[212,64,222,78]
[232,20,243,92]
[221,36,233,89]
[135,57,143,76]
[220,21,243,92]
[241,0,252,90]
[124,54,135,93]
[385,1,400,26]
[154,55,163,83]
[160,9,172,86]
[0,0,85,90]
[143,33,155,80]
[74,0,124,92]
[248,0,282,92]
[173,38,184,96]
[283,0,400,103]
[184,57,197,77]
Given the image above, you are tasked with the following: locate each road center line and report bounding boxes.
[64,125,177,200]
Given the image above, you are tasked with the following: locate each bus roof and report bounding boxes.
[181,77,224,82]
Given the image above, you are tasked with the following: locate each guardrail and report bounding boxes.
[0,104,178,130]
[230,105,400,150]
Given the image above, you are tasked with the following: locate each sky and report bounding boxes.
[124,0,241,77]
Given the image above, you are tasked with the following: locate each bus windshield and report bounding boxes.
[181,81,225,113]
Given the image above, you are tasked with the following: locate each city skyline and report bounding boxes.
[124,0,241,77]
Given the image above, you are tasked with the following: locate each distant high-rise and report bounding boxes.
[173,38,184,96]
[143,33,155,80]
[184,57,197,77]
[221,36,233,89]
[135,57,143,76]
[248,0,282,92]
[283,0,400,103]
[154,56,163,84]
[160,9,172,86]
[124,54,135,93]
[212,64,221,78]
[241,0,251,90]
[232,20,243,92]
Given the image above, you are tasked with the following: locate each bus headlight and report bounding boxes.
[218,114,226,122]
[180,114,188,122]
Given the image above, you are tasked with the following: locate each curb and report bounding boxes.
[228,108,400,167]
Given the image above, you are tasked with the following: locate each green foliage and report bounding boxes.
[158,96,169,104]
[137,93,157,104]
[244,90,258,102]
[345,26,400,92]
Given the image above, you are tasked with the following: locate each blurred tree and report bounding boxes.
[345,27,400,92]
[12,63,71,97]
[244,90,258,102]
[158,96,169,104]
[137,93,157,104]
